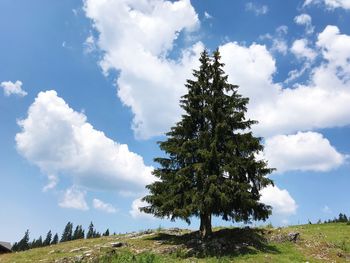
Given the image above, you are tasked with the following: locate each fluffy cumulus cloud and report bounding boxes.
[93,198,117,213]
[291,39,317,61]
[219,25,350,137]
[260,185,297,216]
[1,80,27,97]
[59,187,89,210]
[84,0,202,139]
[130,197,153,219]
[294,13,311,25]
[317,25,350,71]
[263,132,346,173]
[304,0,350,9]
[219,42,281,109]
[294,13,314,34]
[16,90,155,193]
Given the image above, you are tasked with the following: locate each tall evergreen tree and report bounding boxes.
[73,225,85,240]
[141,50,274,238]
[338,213,348,222]
[86,222,94,239]
[43,230,52,246]
[51,233,59,245]
[60,222,73,242]
[17,229,30,251]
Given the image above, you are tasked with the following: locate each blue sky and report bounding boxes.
[1,0,350,243]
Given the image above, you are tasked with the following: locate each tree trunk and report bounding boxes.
[199,212,212,239]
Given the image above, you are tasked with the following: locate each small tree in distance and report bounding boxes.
[60,222,73,242]
[43,230,52,246]
[103,229,110,236]
[86,222,94,239]
[15,229,30,251]
[141,49,274,239]
[73,225,85,240]
[51,233,59,245]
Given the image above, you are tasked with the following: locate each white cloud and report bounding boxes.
[93,198,117,213]
[43,174,59,192]
[84,34,96,54]
[291,39,317,61]
[288,38,316,83]
[220,25,350,137]
[294,13,314,34]
[84,0,202,139]
[245,2,269,15]
[317,25,350,72]
[276,25,288,35]
[284,63,311,84]
[294,13,311,25]
[130,197,153,219]
[1,80,27,97]
[204,11,212,19]
[263,132,346,173]
[304,0,350,9]
[59,187,89,210]
[260,26,288,55]
[16,90,155,192]
[272,39,288,55]
[219,42,281,109]
[260,185,297,216]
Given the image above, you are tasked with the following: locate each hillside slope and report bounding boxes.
[1,223,349,262]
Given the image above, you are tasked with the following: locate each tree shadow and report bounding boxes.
[148,227,280,258]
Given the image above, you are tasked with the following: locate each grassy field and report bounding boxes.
[1,223,349,262]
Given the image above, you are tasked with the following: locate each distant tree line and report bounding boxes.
[309,212,350,225]
[323,213,350,224]
[12,222,111,252]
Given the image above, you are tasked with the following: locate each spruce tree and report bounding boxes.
[141,50,274,239]
[86,222,94,239]
[43,230,52,246]
[34,236,43,248]
[103,229,110,236]
[60,222,73,242]
[73,225,84,240]
[51,233,59,245]
[17,229,30,251]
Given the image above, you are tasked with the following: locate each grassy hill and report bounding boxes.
[1,223,349,262]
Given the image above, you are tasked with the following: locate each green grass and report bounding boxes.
[1,223,349,262]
